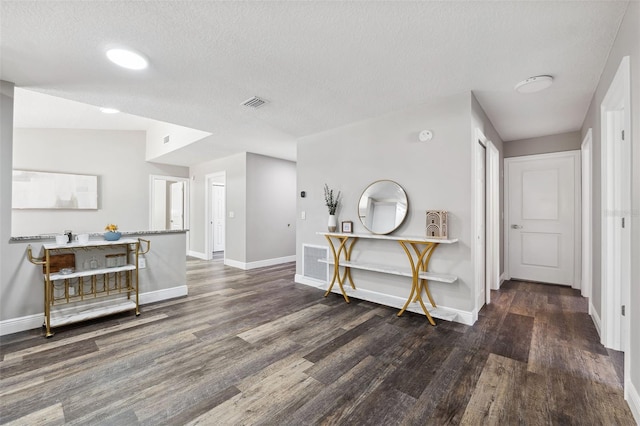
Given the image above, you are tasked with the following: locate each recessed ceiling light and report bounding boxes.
[514,75,553,94]
[99,107,120,114]
[106,48,148,70]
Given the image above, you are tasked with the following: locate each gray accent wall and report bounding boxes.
[581,1,640,403]
[246,153,296,263]
[1,82,15,322]
[297,92,484,313]
[504,131,582,158]
[12,128,188,236]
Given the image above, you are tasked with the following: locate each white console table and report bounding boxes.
[318,232,458,325]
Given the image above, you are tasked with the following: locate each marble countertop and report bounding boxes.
[317,232,458,244]
[10,229,189,242]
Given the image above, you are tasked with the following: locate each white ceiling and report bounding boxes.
[13,88,160,131]
[0,1,629,166]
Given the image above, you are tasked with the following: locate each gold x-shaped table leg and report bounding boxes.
[324,235,357,303]
[397,241,439,325]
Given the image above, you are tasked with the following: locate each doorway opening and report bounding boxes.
[475,129,500,312]
[205,172,226,261]
[150,175,189,254]
[150,175,188,231]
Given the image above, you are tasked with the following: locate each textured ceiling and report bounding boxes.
[0,1,629,166]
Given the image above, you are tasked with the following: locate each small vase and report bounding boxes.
[328,215,337,232]
[104,231,121,241]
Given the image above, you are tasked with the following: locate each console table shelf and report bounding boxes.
[318,232,458,325]
[26,238,150,337]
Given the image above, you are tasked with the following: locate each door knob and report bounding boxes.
[511,224,522,229]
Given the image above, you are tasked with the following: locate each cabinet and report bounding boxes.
[319,232,458,325]
[27,238,150,337]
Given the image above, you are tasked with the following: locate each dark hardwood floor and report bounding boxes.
[0,259,635,425]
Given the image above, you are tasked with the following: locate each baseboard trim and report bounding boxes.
[590,301,601,338]
[139,285,188,305]
[187,250,208,260]
[295,276,475,326]
[0,285,188,336]
[499,272,506,288]
[0,314,43,336]
[225,255,296,270]
[294,274,326,289]
[627,379,640,425]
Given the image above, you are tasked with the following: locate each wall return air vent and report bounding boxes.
[241,96,269,109]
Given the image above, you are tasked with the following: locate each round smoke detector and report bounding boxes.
[418,130,433,142]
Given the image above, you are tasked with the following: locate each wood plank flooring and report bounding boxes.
[0,259,636,425]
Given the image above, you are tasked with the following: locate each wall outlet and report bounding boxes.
[139,257,146,269]
[301,211,306,220]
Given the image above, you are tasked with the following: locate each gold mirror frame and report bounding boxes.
[357,180,408,234]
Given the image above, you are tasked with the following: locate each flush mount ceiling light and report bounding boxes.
[99,107,120,114]
[106,48,148,70]
[514,75,553,94]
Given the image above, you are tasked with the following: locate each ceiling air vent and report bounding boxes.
[241,96,268,109]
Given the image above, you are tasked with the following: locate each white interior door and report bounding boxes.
[169,182,184,230]
[212,184,225,252]
[507,152,577,286]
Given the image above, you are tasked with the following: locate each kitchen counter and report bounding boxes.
[10,229,188,243]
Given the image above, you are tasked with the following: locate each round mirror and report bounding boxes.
[358,180,408,234]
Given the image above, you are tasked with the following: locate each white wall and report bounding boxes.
[504,131,582,158]
[297,92,476,315]
[581,2,640,420]
[12,128,188,236]
[246,153,296,263]
[146,121,211,162]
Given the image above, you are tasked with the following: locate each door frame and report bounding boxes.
[486,140,500,299]
[581,129,593,303]
[474,138,486,311]
[503,151,581,285]
[205,171,226,261]
[474,129,500,312]
[600,56,631,365]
